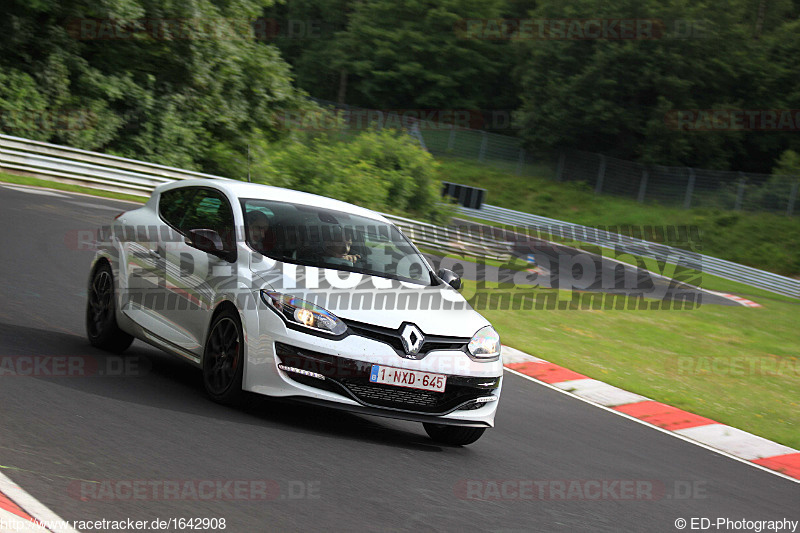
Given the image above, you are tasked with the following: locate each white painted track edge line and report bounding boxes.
[503,366,800,485]
[0,471,80,533]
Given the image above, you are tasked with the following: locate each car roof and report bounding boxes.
[154,178,391,223]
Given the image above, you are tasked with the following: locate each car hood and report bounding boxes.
[250,257,490,338]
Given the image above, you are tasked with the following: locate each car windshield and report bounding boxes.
[241,198,435,286]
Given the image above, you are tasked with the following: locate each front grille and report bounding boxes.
[342,319,469,359]
[342,381,440,409]
[275,342,499,415]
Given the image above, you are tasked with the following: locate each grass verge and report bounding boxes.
[0,172,147,204]
[468,282,800,450]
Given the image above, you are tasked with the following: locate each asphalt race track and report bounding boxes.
[0,184,797,532]
[421,251,740,308]
[426,218,740,307]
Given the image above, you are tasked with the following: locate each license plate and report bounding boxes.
[369,365,447,393]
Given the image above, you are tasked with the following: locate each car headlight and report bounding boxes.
[468,326,501,360]
[261,291,347,336]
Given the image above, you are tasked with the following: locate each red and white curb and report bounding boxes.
[501,345,800,483]
[0,472,79,533]
[706,291,763,307]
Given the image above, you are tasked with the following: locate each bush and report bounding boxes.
[249,128,451,224]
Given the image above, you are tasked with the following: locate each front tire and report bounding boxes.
[203,309,246,406]
[86,262,134,353]
[423,423,486,446]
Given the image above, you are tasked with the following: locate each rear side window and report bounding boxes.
[180,188,234,238]
[159,188,195,229]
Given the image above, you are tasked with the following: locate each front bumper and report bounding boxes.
[242,296,503,427]
[274,342,501,416]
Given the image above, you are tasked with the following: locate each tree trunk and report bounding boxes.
[337,69,348,105]
[754,0,767,38]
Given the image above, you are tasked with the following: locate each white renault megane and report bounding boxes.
[86,179,502,445]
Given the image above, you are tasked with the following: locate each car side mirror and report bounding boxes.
[437,268,462,291]
[186,229,236,262]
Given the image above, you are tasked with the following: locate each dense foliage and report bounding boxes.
[267,0,800,173]
[249,128,449,223]
[0,0,306,170]
[2,0,800,219]
[513,0,800,171]
[265,0,518,112]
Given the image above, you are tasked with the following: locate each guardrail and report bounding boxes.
[0,134,509,262]
[1,133,796,298]
[386,213,512,262]
[0,134,221,196]
[455,204,800,299]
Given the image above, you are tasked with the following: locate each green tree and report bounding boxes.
[263,0,353,103]
[772,149,800,177]
[514,0,797,171]
[0,0,305,171]
[269,0,515,114]
[340,0,513,110]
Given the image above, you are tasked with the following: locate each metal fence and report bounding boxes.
[309,98,800,215]
[309,98,546,177]
[423,133,799,215]
[556,149,800,215]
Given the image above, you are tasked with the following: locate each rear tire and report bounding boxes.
[423,423,486,446]
[203,308,246,406]
[86,262,133,353]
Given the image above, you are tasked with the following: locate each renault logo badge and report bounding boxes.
[400,324,424,357]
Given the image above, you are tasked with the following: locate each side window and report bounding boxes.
[181,188,235,242]
[158,187,196,229]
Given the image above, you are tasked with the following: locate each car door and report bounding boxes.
[122,186,197,348]
[158,187,237,356]
[119,193,176,340]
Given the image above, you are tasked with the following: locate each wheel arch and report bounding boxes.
[204,299,245,361]
[209,299,241,326]
[88,254,112,277]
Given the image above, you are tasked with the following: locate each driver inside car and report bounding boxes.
[322,228,361,266]
[245,209,277,252]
